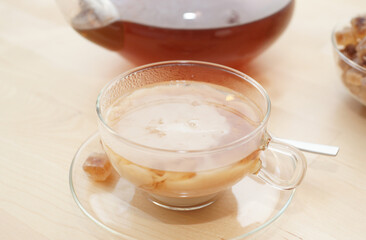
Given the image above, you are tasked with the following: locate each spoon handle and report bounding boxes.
[273,137,339,156]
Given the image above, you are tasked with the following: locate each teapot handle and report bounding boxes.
[56,0,119,26]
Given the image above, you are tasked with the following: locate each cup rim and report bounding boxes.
[96,60,271,154]
[331,20,366,74]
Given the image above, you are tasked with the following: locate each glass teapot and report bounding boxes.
[57,0,294,67]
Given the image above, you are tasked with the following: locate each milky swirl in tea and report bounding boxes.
[101,81,264,198]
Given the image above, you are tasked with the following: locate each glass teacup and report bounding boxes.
[97,60,306,211]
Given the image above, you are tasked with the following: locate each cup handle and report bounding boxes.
[256,134,307,190]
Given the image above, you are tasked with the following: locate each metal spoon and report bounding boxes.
[273,137,339,156]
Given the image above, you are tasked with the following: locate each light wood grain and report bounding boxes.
[1,0,366,239]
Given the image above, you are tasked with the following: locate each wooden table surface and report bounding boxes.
[1,0,366,239]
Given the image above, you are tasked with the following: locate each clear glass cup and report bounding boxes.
[97,60,306,211]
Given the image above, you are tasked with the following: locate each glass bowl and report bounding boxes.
[331,15,366,106]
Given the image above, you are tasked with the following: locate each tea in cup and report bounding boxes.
[97,61,306,210]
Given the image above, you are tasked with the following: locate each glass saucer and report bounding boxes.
[70,133,295,240]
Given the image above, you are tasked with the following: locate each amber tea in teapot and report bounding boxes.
[63,0,294,66]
